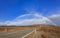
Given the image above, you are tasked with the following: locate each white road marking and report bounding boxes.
[22,29,36,38]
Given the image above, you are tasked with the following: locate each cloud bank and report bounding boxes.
[0,13,56,26]
[48,14,60,26]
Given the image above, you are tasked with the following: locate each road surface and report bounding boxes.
[0,29,34,38]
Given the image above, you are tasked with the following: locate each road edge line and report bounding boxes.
[21,30,35,38]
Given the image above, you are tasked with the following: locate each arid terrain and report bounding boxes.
[0,24,60,38]
[22,24,60,38]
[0,26,34,32]
[0,26,35,38]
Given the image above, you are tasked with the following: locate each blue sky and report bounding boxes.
[0,0,60,25]
[0,0,59,21]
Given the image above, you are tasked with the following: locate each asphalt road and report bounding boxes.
[0,29,34,38]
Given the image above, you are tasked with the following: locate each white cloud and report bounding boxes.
[48,14,60,26]
[0,13,56,26]
[48,14,60,18]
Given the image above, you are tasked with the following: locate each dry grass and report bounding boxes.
[35,24,60,38]
[0,26,34,32]
[0,24,60,38]
[24,24,60,38]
